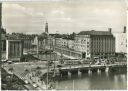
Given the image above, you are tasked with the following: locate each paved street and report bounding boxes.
[2,61,48,90]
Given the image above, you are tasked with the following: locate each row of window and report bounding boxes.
[75,40,90,44]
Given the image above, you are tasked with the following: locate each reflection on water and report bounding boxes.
[56,71,127,90]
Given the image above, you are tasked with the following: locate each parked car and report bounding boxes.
[57,65,62,68]
[7,61,12,64]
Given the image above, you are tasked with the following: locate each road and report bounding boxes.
[2,61,47,90]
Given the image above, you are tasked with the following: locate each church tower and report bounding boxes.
[123,26,126,33]
[45,21,48,34]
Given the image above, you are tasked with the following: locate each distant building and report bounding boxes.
[55,38,74,49]
[38,35,46,48]
[55,38,63,47]
[44,21,50,46]
[6,33,36,52]
[61,39,68,47]
[23,38,34,51]
[53,30,116,59]
[22,35,35,52]
[6,39,23,61]
[67,39,74,49]
[54,38,68,46]
[74,35,91,58]
[113,26,127,54]
[78,29,115,58]
[45,22,48,34]
[54,37,82,59]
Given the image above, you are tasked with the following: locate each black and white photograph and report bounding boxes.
[0,0,127,90]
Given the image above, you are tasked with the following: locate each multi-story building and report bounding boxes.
[54,37,82,59]
[67,39,74,49]
[54,30,115,59]
[8,33,36,52]
[61,38,68,47]
[38,35,45,48]
[74,35,91,58]
[55,38,74,49]
[77,29,115,58]
[55,38,63,47]
[113,26,127,54]
[22,35,35,52]
[5,33,37,54]
[6,39,23,61]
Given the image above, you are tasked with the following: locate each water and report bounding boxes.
[56,71,127,90]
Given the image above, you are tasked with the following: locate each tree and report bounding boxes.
[69,32,76,40]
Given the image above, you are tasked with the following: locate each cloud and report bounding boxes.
[51,10,64,15]
[2,0,126,34]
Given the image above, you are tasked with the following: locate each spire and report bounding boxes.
[123,26,126,33]
[108,28,112,33]
[45,21,48,34]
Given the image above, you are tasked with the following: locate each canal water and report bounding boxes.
[56,71,127,90]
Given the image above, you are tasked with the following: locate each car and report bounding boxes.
[57,65,62,68]
[7,60,12,64]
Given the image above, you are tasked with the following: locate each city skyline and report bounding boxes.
[2,0,127,34]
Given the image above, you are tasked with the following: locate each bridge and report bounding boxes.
[59,62,126,70]
[50,62,127,78]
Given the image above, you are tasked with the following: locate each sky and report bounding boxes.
[2,0,127,34]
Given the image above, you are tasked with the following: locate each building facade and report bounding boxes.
[78,30,115,58]
[23,35,35,52]
[6,39,23,61]
[113,27,127,54]
[55,38,63,47]
[55,38,74,49]
[67,39,74,49]
[74,35,91,58]
[6,34,36,52]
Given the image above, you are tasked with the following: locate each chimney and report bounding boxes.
[108,28,112,33]
[123,26,126,33]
